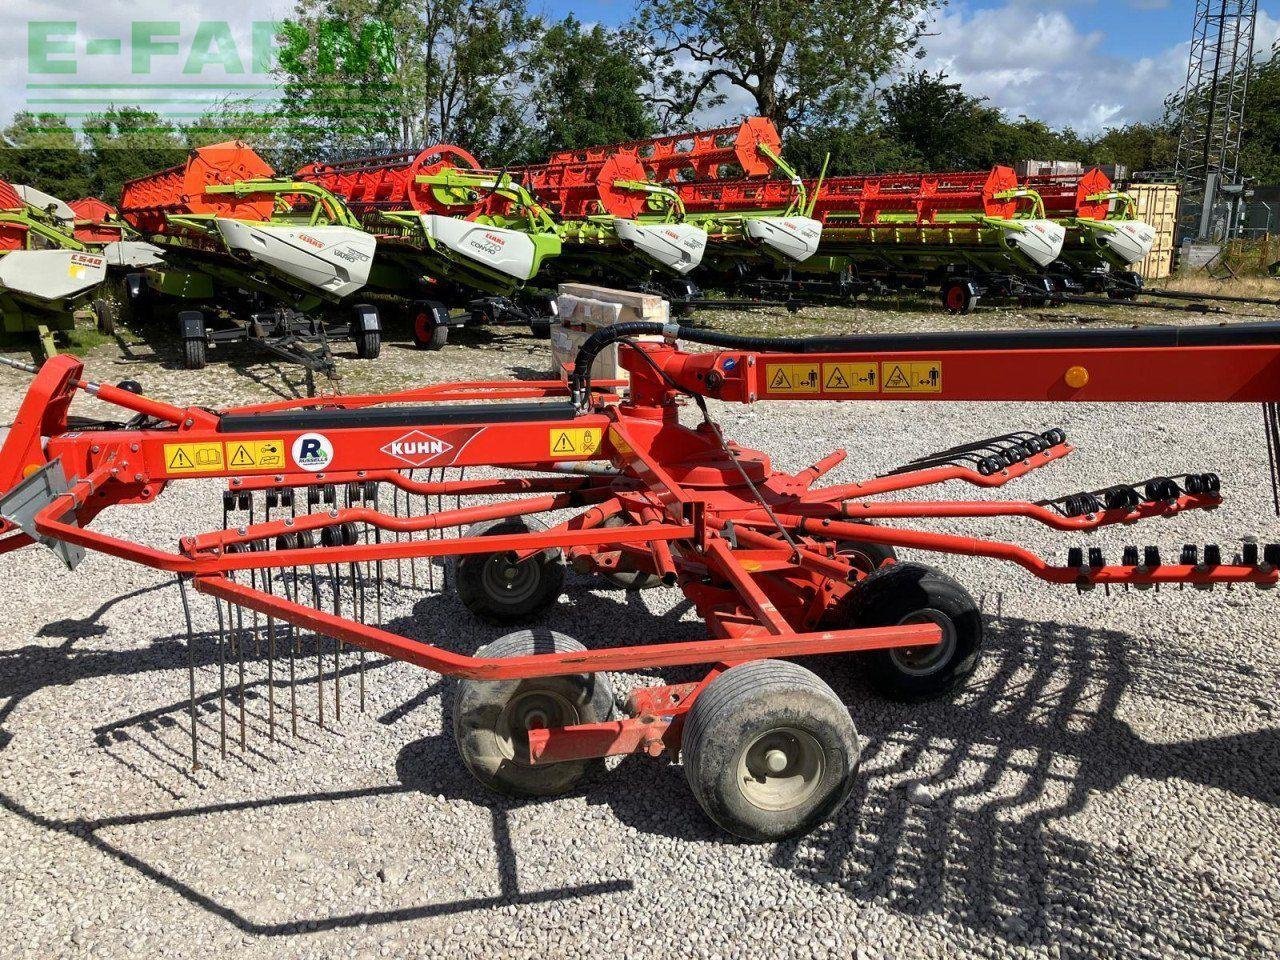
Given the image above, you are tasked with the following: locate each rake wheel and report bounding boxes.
[453,631,614,796]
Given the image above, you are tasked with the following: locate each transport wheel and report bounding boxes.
[843,562,983,702]
[454,517,565,623]
[835,539,898,575]
[411,302,449,350]
[682,660,860,842]
[355,327,381,359]
[92,297,118,335]
[941,280,977,315]
[182,336,207,370]
[600,514,664,590]
[453,630,614,796]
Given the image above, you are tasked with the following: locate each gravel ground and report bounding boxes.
[0,298,1278,960]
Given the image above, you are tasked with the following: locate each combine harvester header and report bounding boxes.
[536,118,823,268]
[0,174,109,355]
[297,144,561,286]
[121,141,376,300]
[1025,168,1157,274]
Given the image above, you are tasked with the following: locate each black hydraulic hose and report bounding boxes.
[569,319,1280,405]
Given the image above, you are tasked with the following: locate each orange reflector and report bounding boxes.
[21,463,41,479]
[1065,365,1090,389]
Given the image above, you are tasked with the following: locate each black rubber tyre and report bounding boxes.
[529,320,552,339]
[941,279,978,315]
[835,539,898,575]
[92,297,118,335]
[182,337,207,370]
[600,514,664,590]
[453,630,614,796]
[842,562,983,702]
[355,327,381,359]
[454,516,565,623]
[411,305,449,350]
[682,659,860,842]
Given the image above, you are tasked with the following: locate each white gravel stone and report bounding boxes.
[0,304,1277,960]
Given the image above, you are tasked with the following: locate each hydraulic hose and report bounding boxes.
[569,319,1280,407]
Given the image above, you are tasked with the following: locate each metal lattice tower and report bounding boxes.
[1173,0,1258,240]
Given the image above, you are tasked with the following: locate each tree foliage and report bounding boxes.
[276,0,540,161]
[0,113,90,199]
[81,107,188,201]
[631,0,940,134]
[519,17,656,160]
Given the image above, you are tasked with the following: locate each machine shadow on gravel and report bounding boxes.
[761,614,1279,955]
[4,581,1276,946]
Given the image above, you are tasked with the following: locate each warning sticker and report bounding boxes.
[549,427,604,458]
[765,363,821,395]
[881,361,943,394]
[164,442,225,474]
[226,439,286,470]
[821,362,879,394]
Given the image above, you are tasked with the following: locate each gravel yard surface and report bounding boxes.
[0,299,1278,960]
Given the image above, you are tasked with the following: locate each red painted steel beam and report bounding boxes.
[194,572,941,680]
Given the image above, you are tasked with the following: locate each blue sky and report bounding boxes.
[527,0,1280,131]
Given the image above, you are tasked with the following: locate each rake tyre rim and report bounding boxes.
[838,562,983,702]
[890,608,958,676]
[480,553,543,606]
[735,726,826,812]
[452,630,613,797]
[454,517,565,623]
[682,660,859,842]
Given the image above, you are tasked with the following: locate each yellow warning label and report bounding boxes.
[549,427,604,458]
[765,363,821,395]
[226,439,286,470]
[881,361,943,394]
[164,442,225,474]
[821,362,879,394]
[607,426,634,458]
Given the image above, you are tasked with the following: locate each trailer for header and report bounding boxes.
[119,141,382,375]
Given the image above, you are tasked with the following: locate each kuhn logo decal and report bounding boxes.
[381,430,454,467]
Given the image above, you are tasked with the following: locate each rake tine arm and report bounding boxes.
[195,488,616,553]
[777,515,1279,588]
[801,443,1073,502]
[781,492,1223,532]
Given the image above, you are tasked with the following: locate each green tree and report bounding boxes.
[0,113,90,200]
[1085,121,1178,175]
[276,0,539,161]
[82,107,187,202]
[518,17,655,161]
[784,117,922,176]
[632,0,940,135]
[1240,47,1280,184]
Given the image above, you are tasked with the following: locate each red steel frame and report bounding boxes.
[295,144,489,219]
[67,197,128,245]
[2,331,1279,764]
[119,140,277,234]
[1024,168,1116,221]
[547,118,784,181]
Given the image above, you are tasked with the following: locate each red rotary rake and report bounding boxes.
[2,320,1279,840]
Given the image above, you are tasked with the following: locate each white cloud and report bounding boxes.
[911,0,1193,133]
